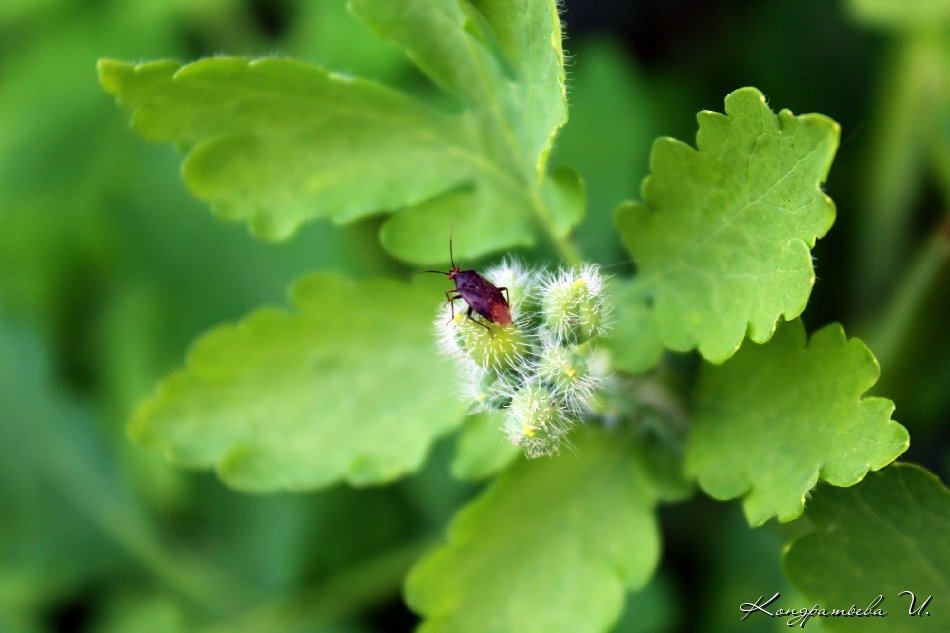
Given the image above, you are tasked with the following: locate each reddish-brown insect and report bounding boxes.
[414,231,511,336]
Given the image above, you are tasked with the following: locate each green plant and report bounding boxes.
[85,1,949,631]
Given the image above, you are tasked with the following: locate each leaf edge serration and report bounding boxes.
[686,319,909,527]
[615,87,841,364]
[128,272,467,493]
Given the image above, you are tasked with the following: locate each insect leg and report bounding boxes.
[444,290,462,322]
[466,306,494,338]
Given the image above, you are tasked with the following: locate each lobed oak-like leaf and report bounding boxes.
[98,0,573,263]
[785,464,950,632]
[97,57,471,241]
[349,0,566,177]
[407,427,681,633]
[130,273,467,491]
[685,320,908,526]
[615,87,839,363]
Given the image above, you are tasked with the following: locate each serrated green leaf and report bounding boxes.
[376,186,532,266]
[450,412,519,481]
[130,273,467,491]
[98,57,470,240]
[377,166,581,264]
[358,0,570,264]
[600,279,664,373]
[685,320,908,526]
[784,464,950,632]
[349,0,566,179]
[615,87,839,363]
[407,427,668,633]
[99,0,573,262]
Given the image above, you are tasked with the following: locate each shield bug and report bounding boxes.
[414,231,511,336]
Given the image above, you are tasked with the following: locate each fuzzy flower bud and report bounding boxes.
[449,310,530,370]
[502,383,571,458]
[535,343,600,413]
[462,366,514,412]
[539,264,609,344]
[430,258,613,459]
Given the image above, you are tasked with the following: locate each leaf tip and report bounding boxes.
[724,85,767,108]
[247,210,298,242]
[97,58,129,94]
[613,200,648,236]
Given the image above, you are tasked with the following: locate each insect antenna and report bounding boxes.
[448,220,457,269]
[410,270,450,276]
[408,220,460,277]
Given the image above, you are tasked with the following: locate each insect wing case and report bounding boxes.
[455,270,511,325]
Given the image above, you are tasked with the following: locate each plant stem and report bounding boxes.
[50,465,243,612]
[865,215,950,371]
[853,32,947,310]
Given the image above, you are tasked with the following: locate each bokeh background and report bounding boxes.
[1,1,947,631]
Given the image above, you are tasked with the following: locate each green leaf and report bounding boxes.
[615,87,839,363]
[600,279,664,374]
[376,186,530,266]
[130,273,467,491]
[685,320,908,526]
[407,427,669,633]
[450,412,519,481]
[355,0,571,264]
[350,0,566,171]
[784,464,950,632]
[97,57,470,241]
[98,0,573,262]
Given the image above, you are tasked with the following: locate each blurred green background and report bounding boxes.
[1,1,947,632]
